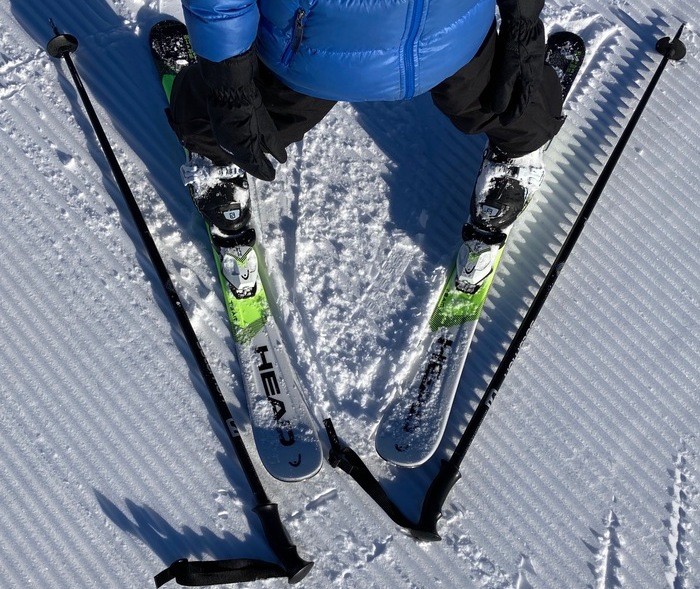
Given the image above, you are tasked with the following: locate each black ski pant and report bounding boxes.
[169,23,564,165]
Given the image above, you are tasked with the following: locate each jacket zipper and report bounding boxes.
[281,8,307,66]
[402,0,424,98]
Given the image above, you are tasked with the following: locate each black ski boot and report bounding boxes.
[456,146,545,293]
[181,153,258,298]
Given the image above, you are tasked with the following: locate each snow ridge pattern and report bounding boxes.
[0,0,698,588]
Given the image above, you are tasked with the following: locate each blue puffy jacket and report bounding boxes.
[182,0,497,102]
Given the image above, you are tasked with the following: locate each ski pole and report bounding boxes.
[325,23,686,542]
[417,23,687,537]
[46,22,312,586]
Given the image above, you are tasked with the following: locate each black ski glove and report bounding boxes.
[199,48,287,181]
[490,0,546,125]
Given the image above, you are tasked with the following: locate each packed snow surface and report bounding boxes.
[0,0,698,587]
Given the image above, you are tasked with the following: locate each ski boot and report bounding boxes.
[455,146,545,294]
[181,153,259,299]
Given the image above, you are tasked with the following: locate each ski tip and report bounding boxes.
[374,436,436,468]
[259,440,324,483]
[288,560,314,584]
[268,459,323,483]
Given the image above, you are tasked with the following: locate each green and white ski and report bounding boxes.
[150,19,322,481]
[375,32,586,467]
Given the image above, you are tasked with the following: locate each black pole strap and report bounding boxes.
[324,419,427,535]
[154,558,286,588]
[46,21,312,585]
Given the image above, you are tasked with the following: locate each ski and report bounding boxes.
[375,31,586,467]
[150,19,322,482]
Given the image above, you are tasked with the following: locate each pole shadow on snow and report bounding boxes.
[94,488,276,570]
[92,447,282,567]
[11,0,267,568]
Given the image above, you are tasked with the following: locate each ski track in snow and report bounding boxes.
[665,443,698,588]
[0,0,699,587]
[585,509,623,589]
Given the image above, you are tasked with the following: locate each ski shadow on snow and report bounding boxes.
[310,98,486,422]
[316,98,489,514]
[11,0,277,567]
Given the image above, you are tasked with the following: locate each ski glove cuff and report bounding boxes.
[489,17,546,126]
[199,49,287,181]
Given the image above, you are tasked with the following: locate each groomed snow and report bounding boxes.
[0,0,698,587]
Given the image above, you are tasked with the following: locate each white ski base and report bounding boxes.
[236,317,323,482]
[375,312,480,467]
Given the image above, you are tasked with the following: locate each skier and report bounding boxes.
[169,0,564,295]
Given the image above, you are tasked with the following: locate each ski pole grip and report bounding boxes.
[253,502,314,583]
